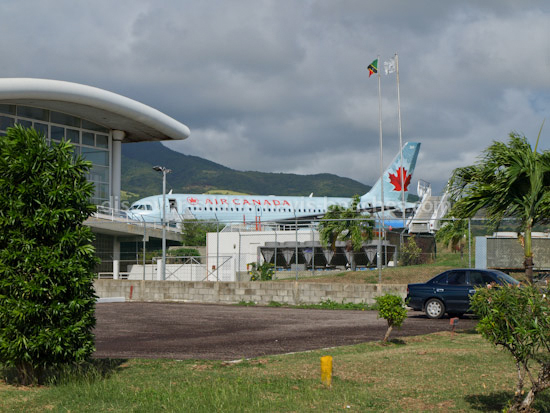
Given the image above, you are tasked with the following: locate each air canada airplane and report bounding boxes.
[128,142,421,228]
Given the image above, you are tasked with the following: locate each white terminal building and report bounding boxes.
[0,78,190,278]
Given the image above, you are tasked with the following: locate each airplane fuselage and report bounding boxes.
[128,142,421,228]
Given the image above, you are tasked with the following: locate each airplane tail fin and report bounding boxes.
[361,142,421,207]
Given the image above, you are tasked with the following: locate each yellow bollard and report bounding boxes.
[320,355,333,387]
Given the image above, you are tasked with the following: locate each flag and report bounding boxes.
[384,57,396,75]
[367,59,378,77]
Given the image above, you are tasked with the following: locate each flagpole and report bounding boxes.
[377,54,384,283]
[395,53,406,227]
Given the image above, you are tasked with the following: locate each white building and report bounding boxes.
[0,78,190,277]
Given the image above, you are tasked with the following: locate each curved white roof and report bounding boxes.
[0,78,190,143]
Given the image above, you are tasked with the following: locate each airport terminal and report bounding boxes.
[0,78,453,282]
[0,78,190,279]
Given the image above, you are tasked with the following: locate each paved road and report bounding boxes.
[94,302,477,360]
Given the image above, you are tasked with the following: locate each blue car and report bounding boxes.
[406,269,520,319]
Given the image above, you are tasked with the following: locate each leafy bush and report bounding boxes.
[375,294,408,343]
[139,247,200,262]
[470,284,550,412]
[399,235,422,266]
[248,262,275,281]
[181,220,219,246]
[0,126,98,384]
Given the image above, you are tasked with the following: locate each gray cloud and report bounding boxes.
[1,0,549,194]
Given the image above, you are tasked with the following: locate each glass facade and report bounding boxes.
[0,104,111,205]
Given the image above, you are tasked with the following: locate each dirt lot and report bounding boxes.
[94,302,477,360]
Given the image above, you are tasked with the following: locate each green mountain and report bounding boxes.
[121,142,371,203]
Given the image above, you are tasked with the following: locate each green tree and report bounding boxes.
[435,219,468,255]
[0,125,98,384]
[447,125,550,283]
[470,284,550,412]
[399,235,423,266]
[375,294,408,343]
[319,195,374,270]
[181,220,219,246]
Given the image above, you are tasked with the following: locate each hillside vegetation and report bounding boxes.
[121,142,371,203]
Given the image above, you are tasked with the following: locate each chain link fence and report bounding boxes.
[91,217,550,282]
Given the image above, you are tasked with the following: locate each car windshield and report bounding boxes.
[493,271,520,285]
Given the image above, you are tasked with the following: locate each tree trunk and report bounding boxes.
[524,220,534,284]
[510,361,550,412]
[518,389,536,412]
[17,362,36,386]
[383,324,393,343]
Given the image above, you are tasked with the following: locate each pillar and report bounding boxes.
[111,130,125,211]
[113,236,120,280]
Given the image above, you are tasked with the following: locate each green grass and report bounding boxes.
[2,332,550,412]
[237,299,374,311]
[289,246,536,285]
[291,248,528,285]
[289,249,472,285]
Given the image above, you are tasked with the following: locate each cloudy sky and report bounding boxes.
[1,0,549,194]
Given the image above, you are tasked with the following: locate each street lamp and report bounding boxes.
[153,165,172,280]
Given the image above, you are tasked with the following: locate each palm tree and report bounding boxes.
[436,219,469,257]
[318,195,374,270]
[447,124,550,283]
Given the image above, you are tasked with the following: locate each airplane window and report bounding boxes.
[146,205,152,211]
[209,207,213,211]
[249,208,252,211]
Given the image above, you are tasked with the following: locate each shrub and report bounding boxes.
[470,284,550,412]
[0,126,98,384]
[375,294,408,343]
[400,235,422,266]
[248,262,274,281]
[181,220,219,246]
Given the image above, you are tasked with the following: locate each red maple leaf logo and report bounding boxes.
[187,197,199,205]
[388,167,411,191]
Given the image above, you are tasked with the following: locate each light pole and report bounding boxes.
[153,165,171,280]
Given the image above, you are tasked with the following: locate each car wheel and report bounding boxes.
[425,298,445,319]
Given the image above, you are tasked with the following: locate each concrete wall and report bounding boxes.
[476,235,550,271]
[94,279,407,306]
